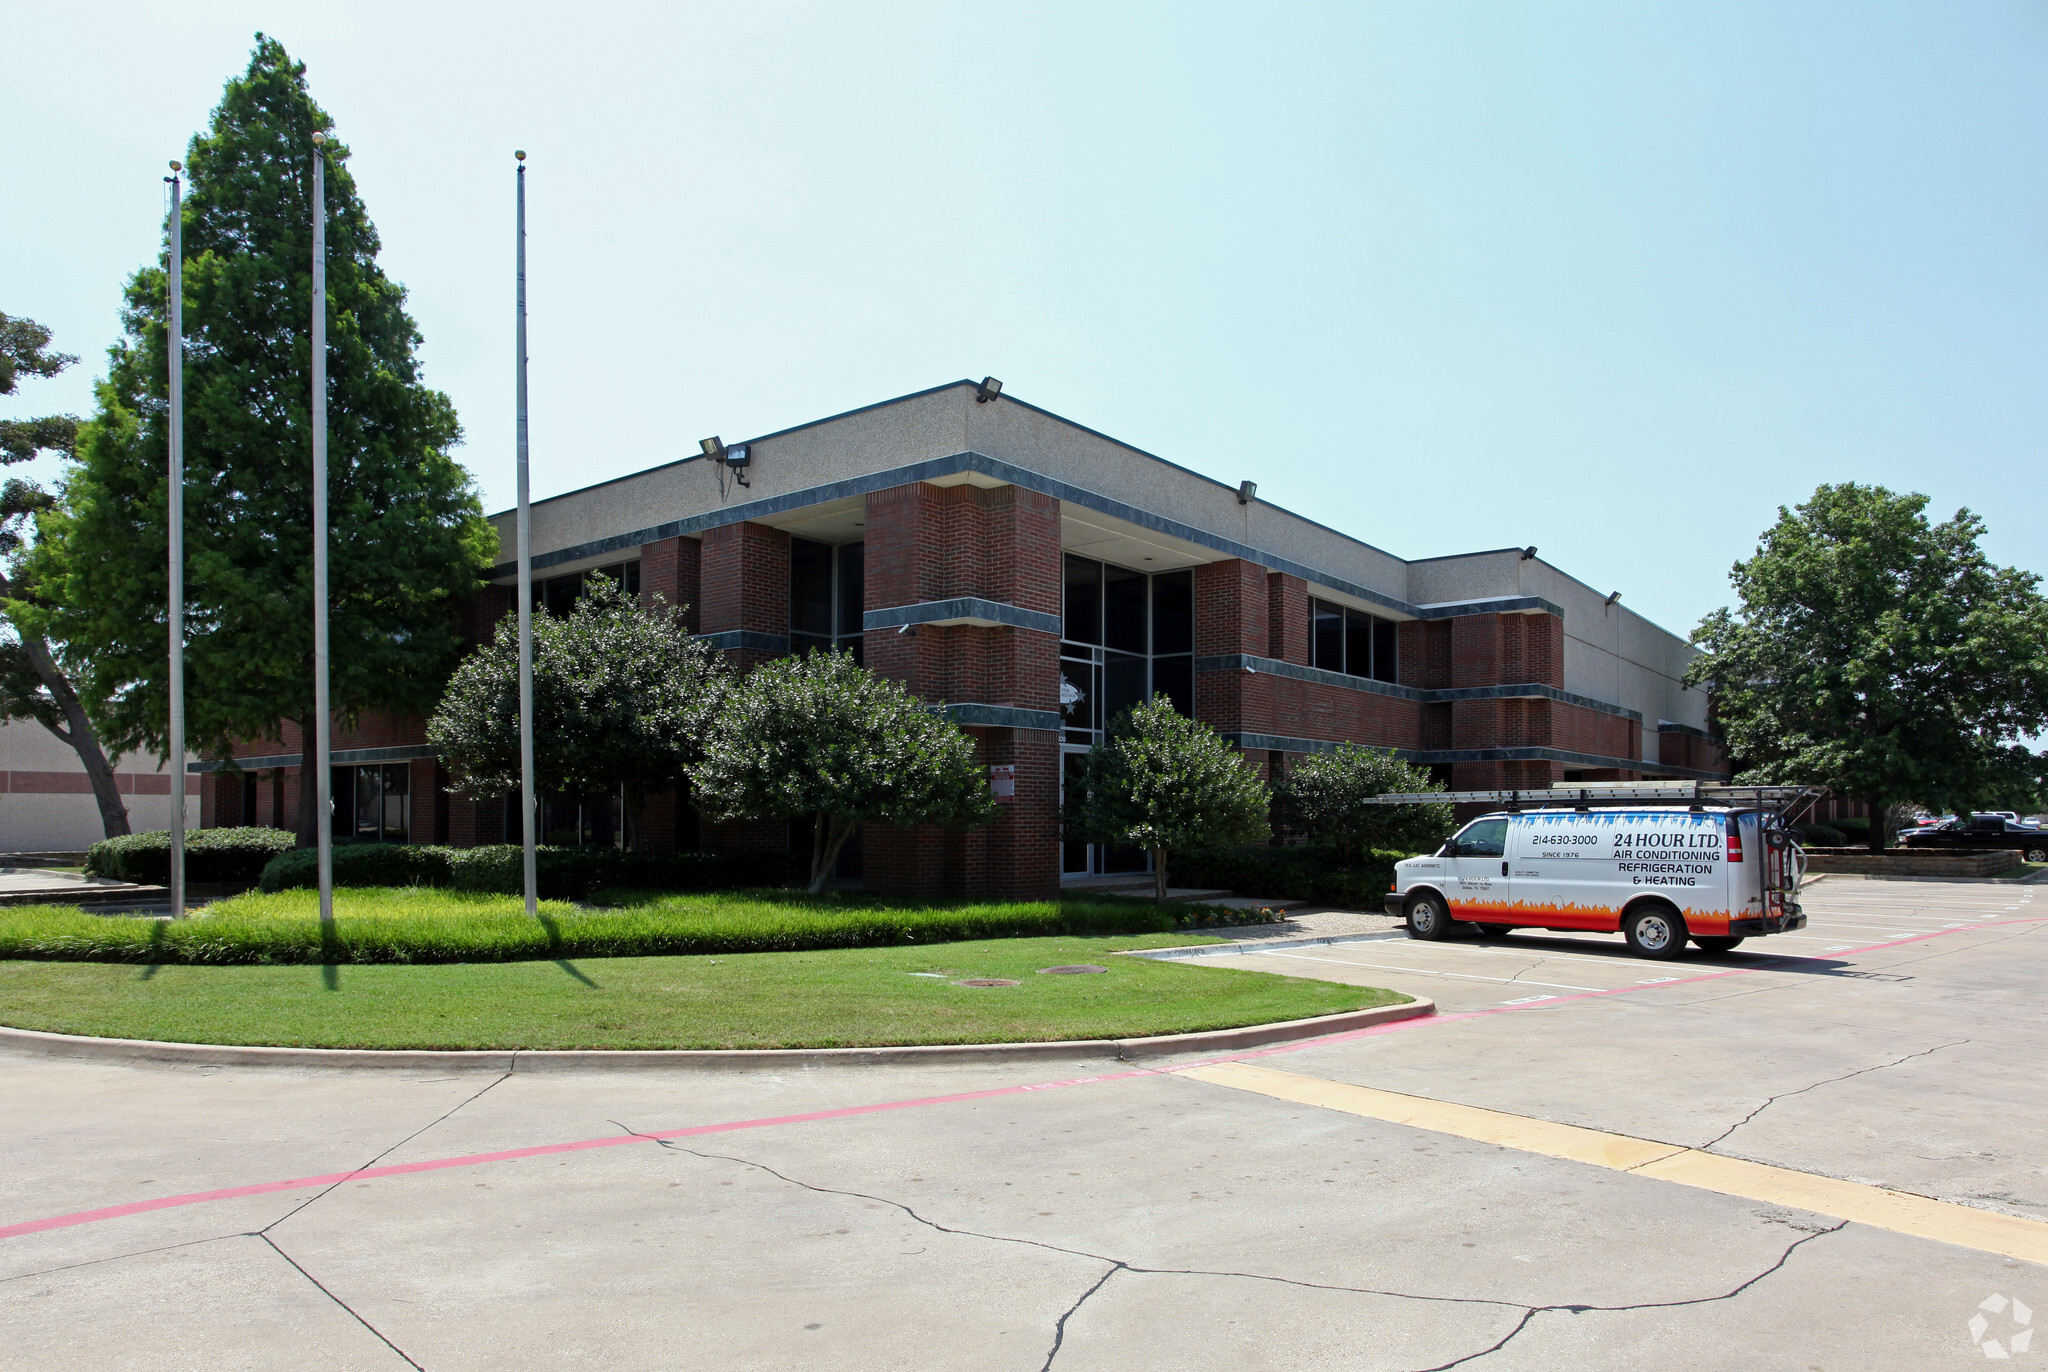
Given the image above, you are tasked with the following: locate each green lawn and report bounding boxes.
[0,935,1402,1050]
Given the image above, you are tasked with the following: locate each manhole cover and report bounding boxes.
[955,978,1020,988]
[1038,964,1108,975]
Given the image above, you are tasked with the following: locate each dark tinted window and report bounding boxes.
[1064,555,1101,645]
[1102,654,1148,727]
[790,538,833,635]
[1372,616,1398,683]
[1344,611,1373,680]
[1151,571,1193,655]
[1104,567,1147,653]
[1151,655,1193,717]
[1312,600,1343,671]
[836,542,865,636]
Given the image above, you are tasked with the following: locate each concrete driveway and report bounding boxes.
[1,878,2042,1369]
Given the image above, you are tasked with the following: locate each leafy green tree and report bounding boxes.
[428,580,731,849]
[0,314,130,837]
[1275,744,1452,862]
[1689,483,2048,849]
[689,651,998,894]
[1065,697,1270,900]
[18,37,494,848]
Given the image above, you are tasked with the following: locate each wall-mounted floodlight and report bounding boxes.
[976,376,1003,403]
[699,436,725,461]
[1521,546,1538,560]
[1605,590,1622,606]
[723,443,750,469]
[1238,480,1257,505]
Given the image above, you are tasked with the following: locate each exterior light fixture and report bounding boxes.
[1521,546,1538,560]
[976,376,1003,403]
[699,436,725,461]
[1238,480,1257,505]
[1605,590,1622,606]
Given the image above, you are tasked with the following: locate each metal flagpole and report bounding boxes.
[165,160,186,920]
[311,132,334,929]
[515,150,537,919]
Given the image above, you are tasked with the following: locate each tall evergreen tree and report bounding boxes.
[21,36,494,847]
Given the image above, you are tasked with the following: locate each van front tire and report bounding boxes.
[1624,903,1689,960]
[1406,893,1454,941]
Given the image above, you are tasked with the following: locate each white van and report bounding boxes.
[1383,803,1807,959]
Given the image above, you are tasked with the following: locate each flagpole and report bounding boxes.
[311,131,334,930]
[515,150,537,918]
[166,160,186,919]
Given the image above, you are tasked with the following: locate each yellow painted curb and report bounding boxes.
[1180,1061,2048,1266]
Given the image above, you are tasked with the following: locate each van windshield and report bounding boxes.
[1455,818,1508,857]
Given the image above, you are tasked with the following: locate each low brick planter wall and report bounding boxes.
[1804,849,2020,877]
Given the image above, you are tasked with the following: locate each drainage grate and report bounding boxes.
[1037,964,1108,975]
[954,978,1020,988]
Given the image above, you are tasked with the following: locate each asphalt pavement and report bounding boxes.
[1,878,2042,1369]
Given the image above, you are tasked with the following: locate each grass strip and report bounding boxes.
[0,888,1243,966]
[0,935,1401,1050]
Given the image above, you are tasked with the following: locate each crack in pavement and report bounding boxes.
[1695,1040,1969,1152]
[254,1231,423,1369]
[604,1119,1843,1372]
[0,1233,237,1285]
[1404,1222,1845,1371]
[261,1069,514,1236]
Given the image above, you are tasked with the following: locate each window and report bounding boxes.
[504,787,624,848]
[1060,555,1196,745]
[532,560,640,617]
[1454,817,1508,857]
[789,538,864,664]
[1309,598,1399,683]
[331,764,410,843]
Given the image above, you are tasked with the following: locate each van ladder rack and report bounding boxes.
[1364,784,1828,815]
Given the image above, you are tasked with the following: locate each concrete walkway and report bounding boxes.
[2,880,2042,1368]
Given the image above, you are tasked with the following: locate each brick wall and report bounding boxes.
[700,521,790,671]
[640,534,703,631]
[1266,573,1309,665]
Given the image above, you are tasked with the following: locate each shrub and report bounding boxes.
[1273,746,1453,863]
[1170,844,1407,912]
[449,845,804,900]
[1795,823,1848,848]
[1834,816,1871,838]
[259,844,457,893]
[85,827,296,885]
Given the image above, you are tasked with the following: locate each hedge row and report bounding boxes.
[1170,844,1404,912]
[258,843,804,898]
[86,828,296,884]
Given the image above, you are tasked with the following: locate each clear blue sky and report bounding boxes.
[6,2,2046,640]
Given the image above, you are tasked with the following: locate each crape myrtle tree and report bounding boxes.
[1689,483,2048,850]
[1065,697,1270,900]
[19,37,493,848]
[428,580,731,849]
[1274,744,1453,862]
[0,313,131,837]
[689,651,998,895]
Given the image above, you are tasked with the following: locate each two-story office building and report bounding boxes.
[198,379,1727,899]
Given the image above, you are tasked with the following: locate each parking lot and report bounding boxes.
[2,877,2043,1369]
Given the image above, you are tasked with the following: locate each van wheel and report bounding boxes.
[1624,903,1689,960]
[1692,936,1745,954]
[1476,924,1513,938]
[1406,893,1454,941]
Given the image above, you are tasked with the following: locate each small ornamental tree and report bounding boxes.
[1065,697,1270,900]
[688,651,998,894]
[1274,744,1453,862]
[428,579,730,849]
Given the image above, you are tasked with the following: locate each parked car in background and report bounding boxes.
[1897,815,2048,862]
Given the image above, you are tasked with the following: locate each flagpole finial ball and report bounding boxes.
[311,132,326,145]
[515,150,526,161]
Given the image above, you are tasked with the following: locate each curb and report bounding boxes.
[1128,931,1406,960]
[0,999,1433,1073]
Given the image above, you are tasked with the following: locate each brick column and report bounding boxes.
[699,521,790,671]
[1266,573,1309,665]
[640,534,702,631]
[861,481,1061,901]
